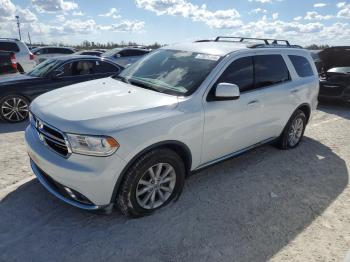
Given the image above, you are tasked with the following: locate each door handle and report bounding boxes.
[291,89,300,94]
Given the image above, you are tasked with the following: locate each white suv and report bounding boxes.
[25,37,319,217]
[0,38,36,72]
[32,46,75,64]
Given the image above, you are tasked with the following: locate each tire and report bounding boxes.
[276,109,307,150]
[0,95,30,123]
[117,148,186,218]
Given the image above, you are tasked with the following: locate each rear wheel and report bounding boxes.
[276,109,306,150]
[117,148,185,217]
[0,95,30,123]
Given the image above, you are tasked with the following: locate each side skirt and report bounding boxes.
[193,137,277,173]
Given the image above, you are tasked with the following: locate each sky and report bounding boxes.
[0,0,350,46]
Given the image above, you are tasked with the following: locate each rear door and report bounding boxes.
[248,54,294,141]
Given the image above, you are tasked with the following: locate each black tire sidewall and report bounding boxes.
[0,95,30,123]
[120,149,185,216]
[285,111,306,149]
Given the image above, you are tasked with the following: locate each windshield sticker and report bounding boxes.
[195,54,220,61]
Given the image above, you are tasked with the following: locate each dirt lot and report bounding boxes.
[0,102,349,262]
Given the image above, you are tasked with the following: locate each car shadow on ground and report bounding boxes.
[0,120,28,134]
[0,137,348,262]
[318,100,350,120]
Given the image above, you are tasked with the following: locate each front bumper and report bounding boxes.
[31,160,102,210]
[25,124,127,207]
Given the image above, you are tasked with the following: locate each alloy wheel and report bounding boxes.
[288,117,304,147]
[1,97,29,122]
[136,163,176,209]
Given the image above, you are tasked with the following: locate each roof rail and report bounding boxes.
[214,36,291,46]
[0,38,20,41]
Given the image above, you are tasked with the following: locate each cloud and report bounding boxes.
[0,0,16,21]
[99,7,121,19]
[248,0,273,3]
[31,0,78,12]
[248,8,267,14]
[293,16,302,21]
[337,3,350,18]
[136,0,241,29]
[314,3,327,7]
[272,12,279,19]
[304,11,333,20]
[0,0,37,23]
[72,11,83,16]
[103,20,145,32]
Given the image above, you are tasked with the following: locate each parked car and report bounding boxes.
[0,51,17,75]
[26,37,319,217]
[0,55,123,122]
[74,50,103,57]
[316,46,350,102]
[32,46,75,64]
[0,38,36,72]
[102,47,150,67]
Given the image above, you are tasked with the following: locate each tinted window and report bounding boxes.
[120,50,146,57]
[60,61,94,76]
[61,48,74,54]
[94,61,119,73]
[254,55,290,88]
[289,55,314,77]
[216,56,254,92]
[0,42,20,52]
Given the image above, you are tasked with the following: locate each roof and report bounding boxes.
[164,41,249,56]
[47,55,124,68]
[164,37,303,57]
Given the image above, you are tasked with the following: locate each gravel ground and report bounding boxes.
[0,102,349,262]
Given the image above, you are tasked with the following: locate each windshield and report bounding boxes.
[114,49,221,96]
[103,48,122,57]
[27,59,62,77]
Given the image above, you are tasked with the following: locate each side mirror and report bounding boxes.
[215,83,240,100]
[50,70,63,79]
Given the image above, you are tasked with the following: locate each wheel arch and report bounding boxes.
[110,140,192,203]
[296,103,311,123]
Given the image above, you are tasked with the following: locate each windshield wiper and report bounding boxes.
[128,79,161,93]
[114,75,130,84]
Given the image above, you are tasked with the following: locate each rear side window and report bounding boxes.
[61,48,74,54]
[94,61,119,73]
[216,56,254,92]
[0,42,20,52]
[254,55,290,89]
[289,55,314,77]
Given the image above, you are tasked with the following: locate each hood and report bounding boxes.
[0,74,37,85]
[319,47,350,71]
[30,77,179,134]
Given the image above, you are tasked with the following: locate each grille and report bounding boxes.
[31,113,70,157]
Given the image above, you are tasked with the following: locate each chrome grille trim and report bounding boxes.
[31,112,71,158]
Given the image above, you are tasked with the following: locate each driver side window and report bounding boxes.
[208,57,254,100]
[217,56,254,92]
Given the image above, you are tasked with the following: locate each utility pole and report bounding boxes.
[15,15,21,40]
[28,32,32,45]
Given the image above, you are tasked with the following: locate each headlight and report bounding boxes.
[66,134,119,156]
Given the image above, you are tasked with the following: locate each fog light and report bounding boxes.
[64,187,77,200]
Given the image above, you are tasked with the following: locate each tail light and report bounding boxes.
[10,52,17,70]
[29,53,35,60]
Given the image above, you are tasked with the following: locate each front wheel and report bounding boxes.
[0,95,30,123]
[116,148,185,217]
[276,109,307,150]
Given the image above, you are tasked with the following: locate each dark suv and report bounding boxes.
[317,47,350,102]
